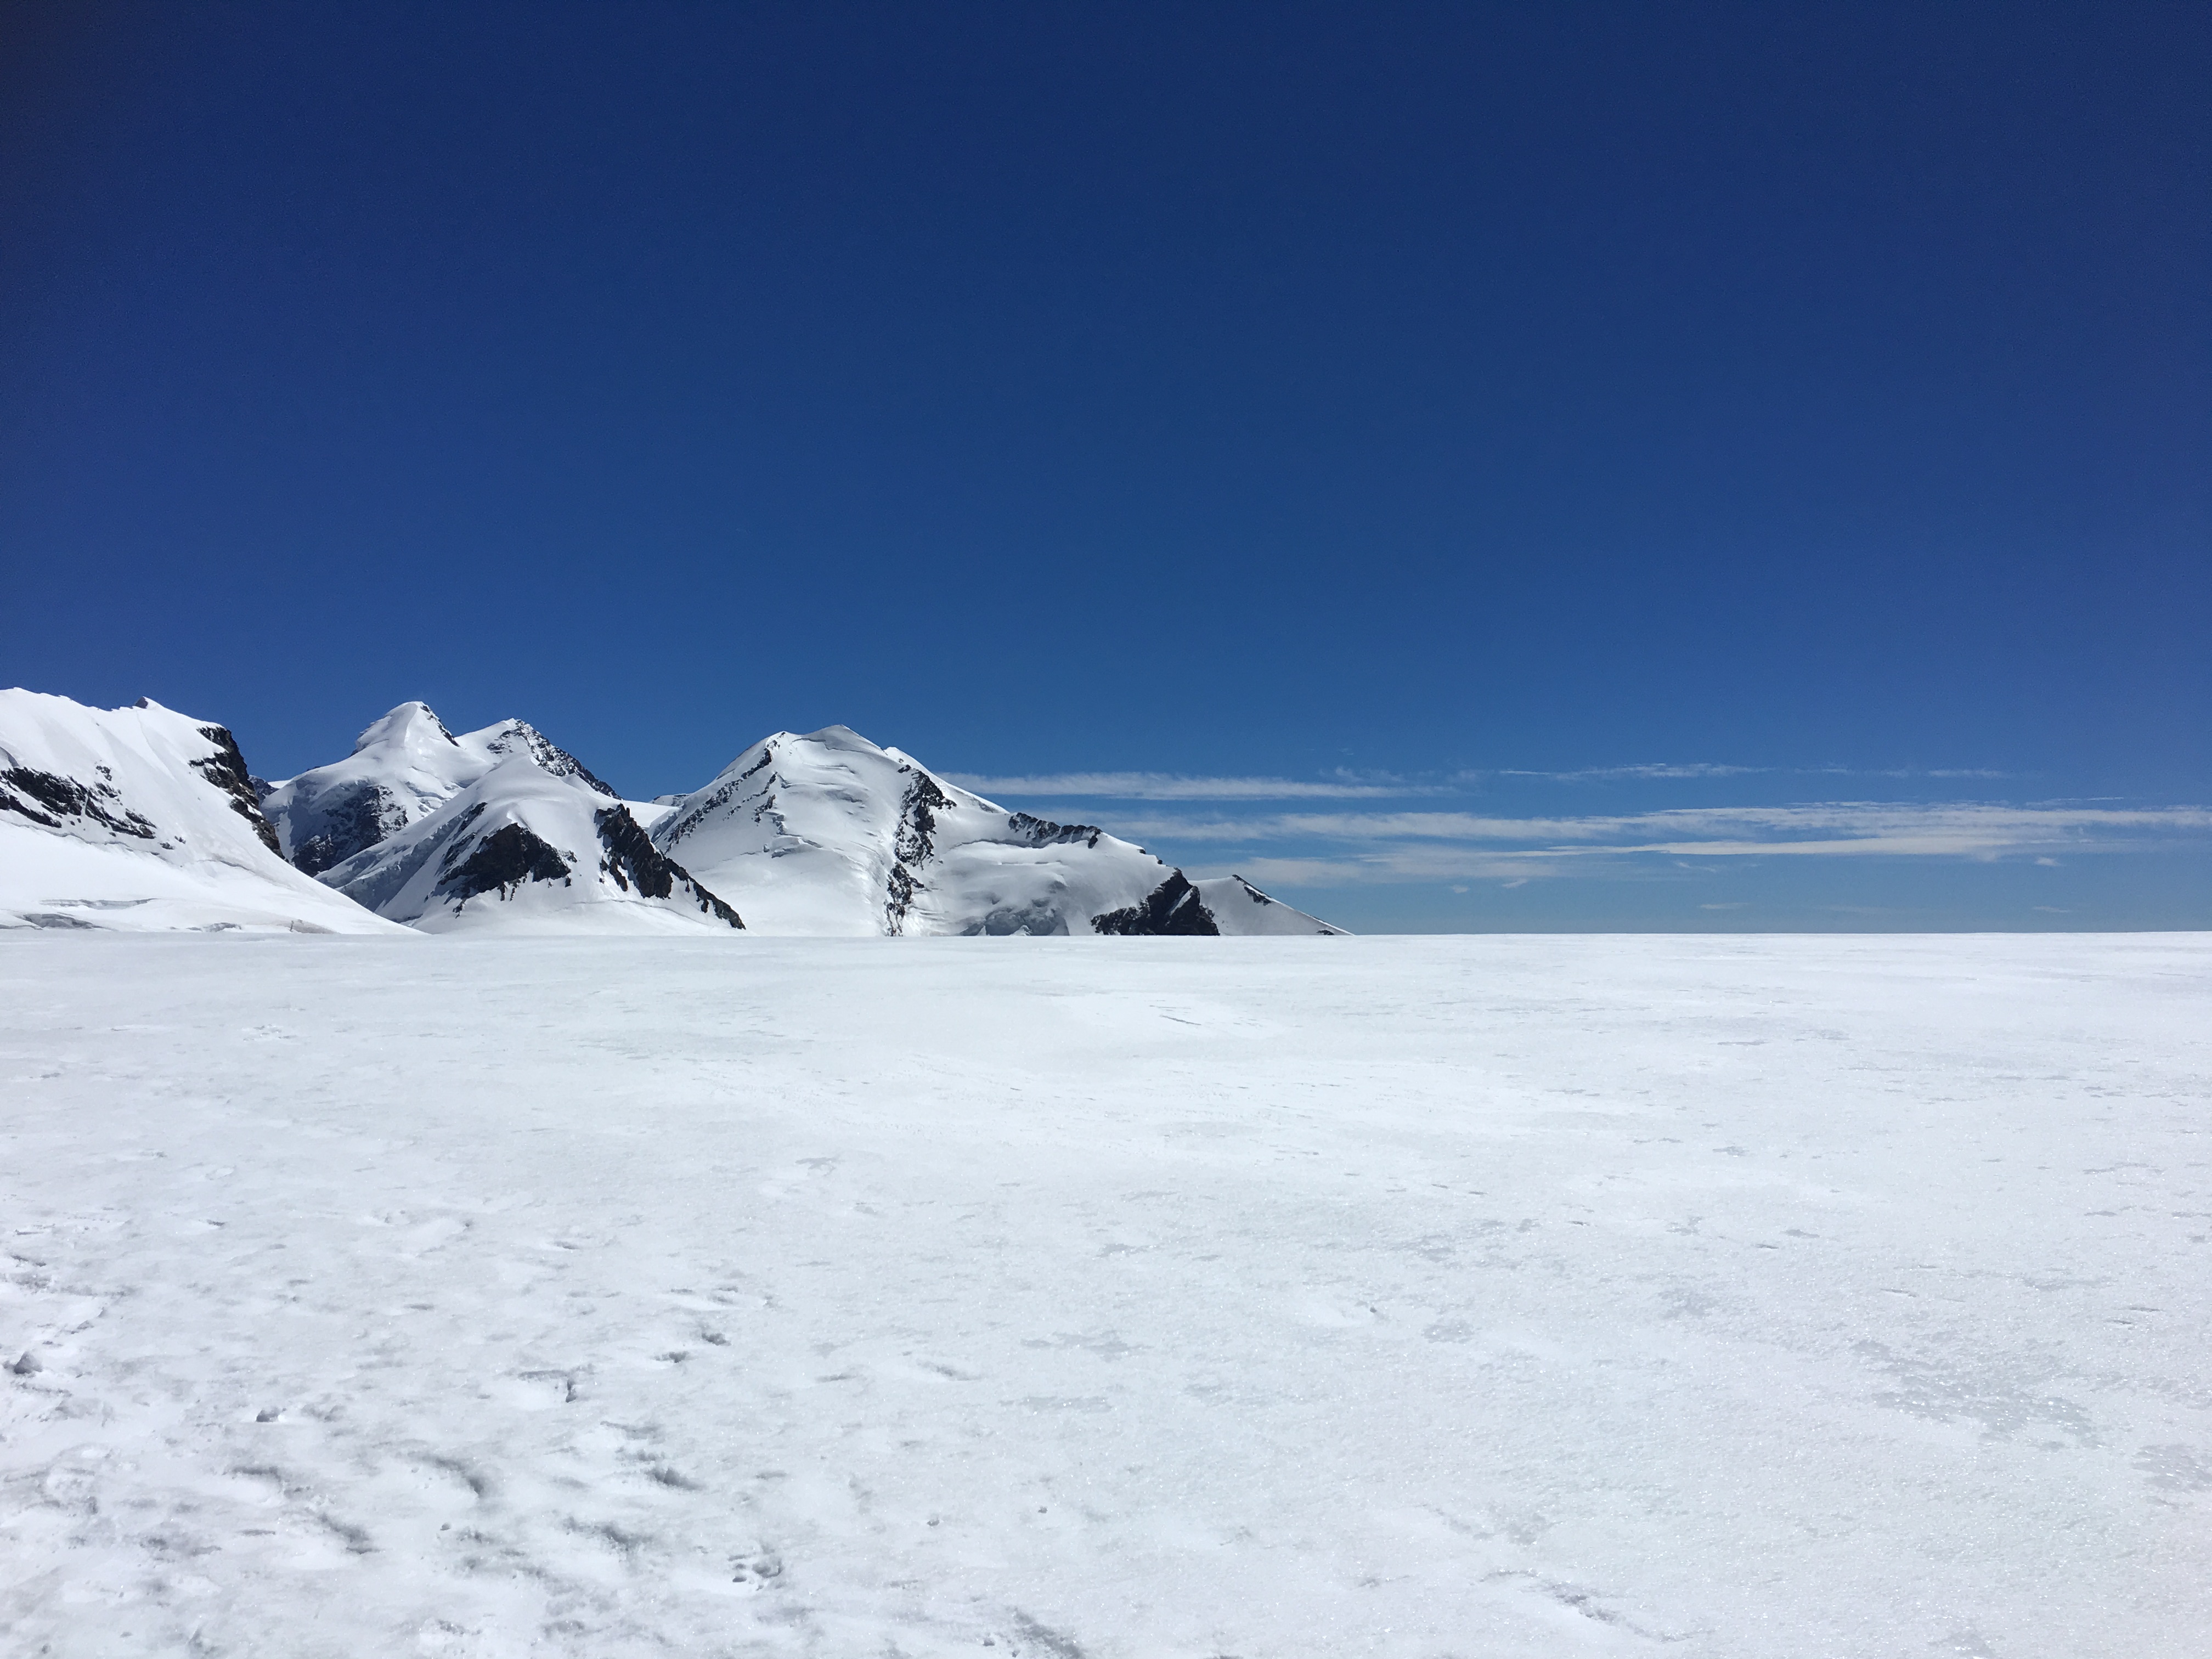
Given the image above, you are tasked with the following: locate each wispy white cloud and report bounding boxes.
[954,762,2016,800]
[1492,762,1765,781]
[1484,763,2018,783]
[1129,802,2210,845]
[1199,853,1568,888]
[1149,800,2212,885]
[945,771,1436,801]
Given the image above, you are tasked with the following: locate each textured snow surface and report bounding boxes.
[3,934,2207,1658]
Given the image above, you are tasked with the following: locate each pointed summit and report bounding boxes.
[262,704,617,875]
[647,725,1344,936]
[350,701,458,754]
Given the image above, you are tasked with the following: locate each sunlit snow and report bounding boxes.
[4,932,2206,1656]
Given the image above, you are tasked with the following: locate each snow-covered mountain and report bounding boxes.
[4,693,1342,938]
[259,702,615,874]
[318,757,743,934]
[0,691,406,934]
[650,724,1343,936]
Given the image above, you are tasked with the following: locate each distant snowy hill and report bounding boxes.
[1192,874,1348,936]
[259,702,616,874]
[318,757,743,934]
[0,690,405,934]
[651,724,1344,936]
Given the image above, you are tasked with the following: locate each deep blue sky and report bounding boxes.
[3,3,2206,928]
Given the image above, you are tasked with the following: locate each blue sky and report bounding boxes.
[2,2,2205,930]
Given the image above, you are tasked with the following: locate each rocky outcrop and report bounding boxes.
[595,805,742,928]
[1,766,157,838]
[1090,871,1220,936]
[187,722,284,855]
[438,820,573,904]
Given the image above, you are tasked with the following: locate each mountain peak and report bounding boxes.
[353,702,458,755]
[266,705,615,876]
[648,723,1344,937]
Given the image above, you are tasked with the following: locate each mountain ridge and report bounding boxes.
[3,693,1345,938]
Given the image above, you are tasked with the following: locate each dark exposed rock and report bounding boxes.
[436,821,572,904]
[290,781,404,876]
[1008,811,1104,850]
[653,744,787,854]
[1090,871,1220,936]
[658,769,765,849]
[1,768,156,838]
[433,803,489,868]
[894,773,953,865]
[482,721,617,798]
[883,773,957,933]
[323,803,476,914]
[566,759,617,798]
[962,899,1071,936]
[884,861,921,933]
[595,806,743,928]
[193,725,283,855]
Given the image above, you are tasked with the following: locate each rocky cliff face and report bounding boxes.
[1090,871,1220,936]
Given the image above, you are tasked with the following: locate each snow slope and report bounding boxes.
[319,757,744,934]
[1192,873,1345,935]
[652,724,1341,936]
[0,690,403,934]
[259,702,616,876]
[2,933,2206,1656]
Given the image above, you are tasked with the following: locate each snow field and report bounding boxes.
[2,934,2208,1657]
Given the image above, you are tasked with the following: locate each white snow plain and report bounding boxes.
[3,933,2207,1657]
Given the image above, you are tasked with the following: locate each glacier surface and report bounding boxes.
[3,932,2206,1656]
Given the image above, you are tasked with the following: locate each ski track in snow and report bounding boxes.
[1,933,2207,1657]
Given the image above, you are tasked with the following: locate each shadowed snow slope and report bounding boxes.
[652,724,1342,935]
[0,689,404,934]
[2,933,2205,1656]
[320,757,743,934]
[259,701,616,876]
